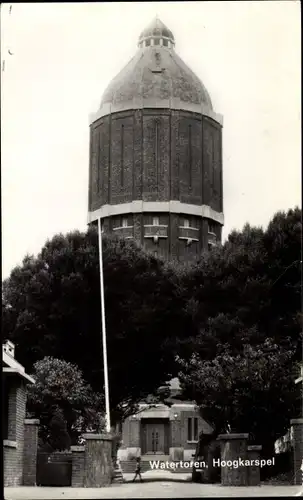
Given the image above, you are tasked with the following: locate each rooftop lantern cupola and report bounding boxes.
[138,16,175,49]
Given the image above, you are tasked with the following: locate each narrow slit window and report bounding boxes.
[188,124,192,187]
[194,417,198,441]
[122,218,128,228]
[153,216,159,226]
[208,222,215,234]
[184,218,190,228]
[155,120,160,186]
[96,132,100,192]
[187,417,199,442]
[187,418,192,442]
[212,132,215,188]
[121,124,124,186]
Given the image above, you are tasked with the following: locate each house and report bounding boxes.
[117,378,213,462]
[3,340,38,486]
[274,362,302,454]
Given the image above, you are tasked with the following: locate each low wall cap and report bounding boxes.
[291,418,303,425]
[82,433,113,440]
[70,445,85,452]
[218,433,249,440]
[24,418,40,425]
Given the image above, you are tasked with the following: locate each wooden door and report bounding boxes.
[146,423,165,454]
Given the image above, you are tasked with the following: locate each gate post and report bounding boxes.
[218,433,249,486]
[71,446,85,487]
[83,433,113,487]
[291,418,303,485]
[246,445,262,486]
[23,418,39,486]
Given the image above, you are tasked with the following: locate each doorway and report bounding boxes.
[141,419,169,455]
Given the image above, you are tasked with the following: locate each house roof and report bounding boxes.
[2,345,35,384]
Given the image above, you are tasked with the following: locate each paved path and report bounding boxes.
[4,481,303,499]
[4,469,303,499]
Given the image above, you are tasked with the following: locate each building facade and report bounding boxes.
[88,17,224,262]
[3,341,39,486]
[117,378,213,463]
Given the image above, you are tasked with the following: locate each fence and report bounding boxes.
[36,451,72,486]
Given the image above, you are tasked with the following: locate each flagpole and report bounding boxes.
[97,217,111,433]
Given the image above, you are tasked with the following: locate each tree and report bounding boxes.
[27,357,104,447]
[178,337,298,458]
[177,208,302,453]
[179,208,302,357]
[3,228,190,422]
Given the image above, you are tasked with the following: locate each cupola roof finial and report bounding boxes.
[138,16,175,47]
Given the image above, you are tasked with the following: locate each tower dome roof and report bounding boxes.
[98,18,213,113]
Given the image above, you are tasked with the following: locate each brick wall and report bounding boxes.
[88,108,223,261]
[4,377,27,486]
[71,446,85,487]
[291,418,303,485]
[23,419,39,486]
[89,109,222,212]
[99,212,220,262]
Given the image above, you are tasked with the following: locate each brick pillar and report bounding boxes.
[218,433,249,486]
[83,433,113,487]
[23,419,39,486]
[126,416,141,458]
[71,446,85,487]
[291,418,303,485]
[169,413,183,461]
[4,379,27,486]
[133,214,143,244]
[246,445,262,486]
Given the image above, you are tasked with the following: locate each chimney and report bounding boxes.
[3,340,15,358]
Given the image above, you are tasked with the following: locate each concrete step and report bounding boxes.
[112,467,125,483]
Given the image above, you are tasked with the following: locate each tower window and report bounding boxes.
[121,124,124,186]
[146,39,150,47]
[154,38,160,45]
[187,417,199,442]
[163,39,168,47]
[184,219,190,228]
[101,221,104,233]
[188,124,192,187]
[153,216,159,226]
[208,222,215,234]
[122,218,128,228]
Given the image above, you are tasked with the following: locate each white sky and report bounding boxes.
[1,1,301,279]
